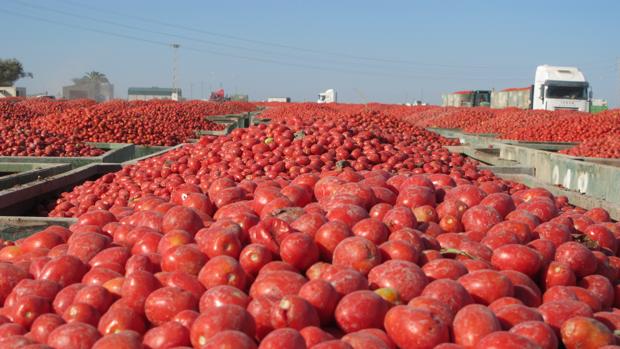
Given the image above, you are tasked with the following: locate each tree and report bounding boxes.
[70,71,111,102]
[73,71,109,85]
[0,58,33,86]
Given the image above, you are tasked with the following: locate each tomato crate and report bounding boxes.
[0,216,76,241]
[498,139,578,151]
[445,145,526,168]
[498,143,620,204]
[426,127,461,132]
[0,143,135,169]
[0,163,72,191]
[463,132,498,138]
[123,144,185,165]
[557,153,620,167]
[426,129,497,148]
[427,128,581,152]
[196,120,238,137]
[207,112,251,128]
[426,127,463,139]
[0,163,121,216]
[251,117,271,126]
[492,172,620,221]
[133,145,172,160]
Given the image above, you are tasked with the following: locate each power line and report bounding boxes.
[51,0,619,75]
[19,0,616,79]
[51,0,530,70]
[0,8,531,82]
[0,8,172,47]
[13,0,416,72]
[14,0,540,76]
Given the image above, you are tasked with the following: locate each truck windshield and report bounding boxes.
[546,86,587,100]
[474,92,490,106]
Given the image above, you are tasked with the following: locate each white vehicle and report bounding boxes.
[317,89,337,103]
[532,65,590,112]
[267,97,291,103]
[445,65,592,112]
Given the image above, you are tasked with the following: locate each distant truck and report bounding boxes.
[317,89,337,103]
[443,65,591,112]
[267,97,291,103]
[404,100,428,106]
[442,90,491,107]
[491,87,532,109]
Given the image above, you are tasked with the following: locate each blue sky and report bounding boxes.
[2,0,619,106]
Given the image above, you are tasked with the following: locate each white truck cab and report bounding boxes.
[317,89,337,103]
[532,65,590,112]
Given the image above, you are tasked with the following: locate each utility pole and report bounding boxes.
[617,57,620,107]
[171,43,180,100]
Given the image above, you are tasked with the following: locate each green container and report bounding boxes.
[499,140,578,151]
[495,173,620,221]
[123,144,185,165]
[0,143,135,169]
[0,163,121,215]
[0,216,76,241]
[196,120,238,137]
[207,112,250,128]
[463,132,498,138]
[0,163,72,191]
[426,127,466,140]
[445,145,521,167]
[498,143,620,204]
[133,146,172,160]
[251,118,271,126]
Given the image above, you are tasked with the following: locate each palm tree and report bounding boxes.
[73,71,109,85]
[70,71,111,101]
[84,71,109,83]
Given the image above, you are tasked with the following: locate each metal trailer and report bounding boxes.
[442,91,491,107]
[491,87,533,109]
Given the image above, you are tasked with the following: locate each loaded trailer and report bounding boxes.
[443,65,592,112]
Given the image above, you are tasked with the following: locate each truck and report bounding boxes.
[317,89,337,103]
[531,65,590,112]
[267,97,291,103]
[442,90,491,107]
[491,87,532,109]
[443,65,591,112]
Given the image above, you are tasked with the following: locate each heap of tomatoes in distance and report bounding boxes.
[0,103,618,348]
[0,98,254,155]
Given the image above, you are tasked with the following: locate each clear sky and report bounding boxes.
[2,0,619,106]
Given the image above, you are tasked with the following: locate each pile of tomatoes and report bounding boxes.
[45,107,461,217]
[400,104,620,159]
[31,100,255,146]
[0,99,105,157]
[0,123,105,157]
[499,111,620,144]
[0,103,617,348]
[0,98,256,154]
[559,133,620,159]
